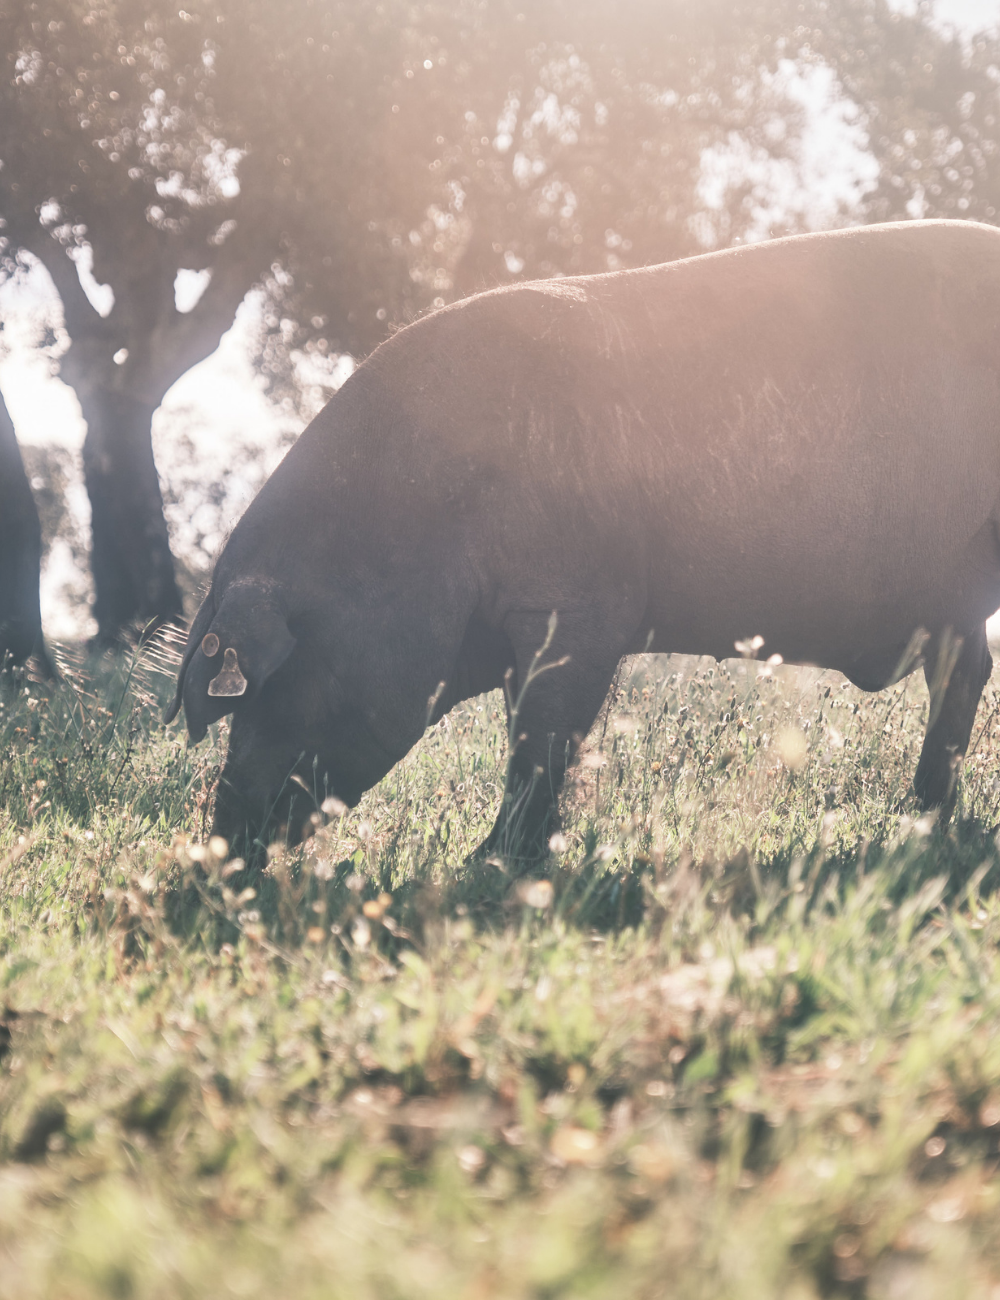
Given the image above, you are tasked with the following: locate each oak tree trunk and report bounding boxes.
[78,387,183,645]
[0,387,48,667]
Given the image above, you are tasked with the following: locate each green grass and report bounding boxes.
[5,642,1000,1297]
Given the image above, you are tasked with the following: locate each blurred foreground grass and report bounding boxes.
[4,644,1000,1297]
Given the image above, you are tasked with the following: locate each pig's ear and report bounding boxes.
[166,584,297,742]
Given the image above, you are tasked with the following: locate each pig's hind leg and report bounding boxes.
[913,621,993,821]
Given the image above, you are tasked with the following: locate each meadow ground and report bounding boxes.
[4,642,1000,1298]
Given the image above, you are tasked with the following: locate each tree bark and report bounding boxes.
[0,387,49,668]
[76,387,183,644]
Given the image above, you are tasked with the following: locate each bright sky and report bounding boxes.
[909,0,1000,31]
[3,0,1000,638]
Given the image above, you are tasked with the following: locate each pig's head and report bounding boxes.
[165,577,307,849]
[165,578,297,743]
[166,575,412,853]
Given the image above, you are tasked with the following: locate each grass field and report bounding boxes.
[4,641,1000,1298]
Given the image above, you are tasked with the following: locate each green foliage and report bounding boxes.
[5,645,1000,1295]
[0,0,812,392]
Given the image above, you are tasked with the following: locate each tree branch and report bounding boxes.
[128,222,275,405]
[22,225,113,349]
